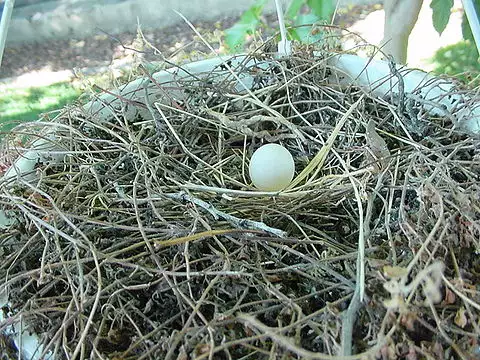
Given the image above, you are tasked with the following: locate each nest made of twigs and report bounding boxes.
[1,41,480,360]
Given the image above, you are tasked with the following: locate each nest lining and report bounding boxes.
[0,45,480,359]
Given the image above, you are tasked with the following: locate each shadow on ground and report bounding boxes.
[0,82,80,134]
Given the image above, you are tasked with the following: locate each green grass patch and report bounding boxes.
[0,82,81,133]
[430,40,480,86]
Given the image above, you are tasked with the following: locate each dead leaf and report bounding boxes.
[454,307,468,328]
[383,265,409,279]
[176,347,188,360]
[432,342,444,360]
[365,119,390,170]
[383,296,404,309]
[406,345,418,360]
[443,287,456,305]
[195,343,211,356]
[400,312,416,331]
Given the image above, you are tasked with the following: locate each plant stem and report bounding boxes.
[274,0,291,56]
[0,0,15,67]
[462,0,480,54]
[164,191,287,237]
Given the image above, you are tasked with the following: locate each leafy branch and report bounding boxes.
[431,0,479,47]
[224,0,335,51]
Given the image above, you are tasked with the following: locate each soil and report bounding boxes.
[0,3,381,80]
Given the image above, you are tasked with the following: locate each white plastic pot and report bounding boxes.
[0,52,478,359]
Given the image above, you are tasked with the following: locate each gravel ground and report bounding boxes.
[0,4,380,80]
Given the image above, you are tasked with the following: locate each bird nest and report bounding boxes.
[1,42,480,359]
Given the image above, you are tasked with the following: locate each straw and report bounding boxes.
[1,26,479,359]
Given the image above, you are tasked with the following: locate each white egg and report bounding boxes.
[249,143,295,191]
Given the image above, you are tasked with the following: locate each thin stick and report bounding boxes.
[340,282,361,356]
[165,192,287,237]
[274,0,291,56]
[238,314,391,360]
[0,0,15,67]
[335,155,369,356]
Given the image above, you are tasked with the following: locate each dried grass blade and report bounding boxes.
[287,95,365,190]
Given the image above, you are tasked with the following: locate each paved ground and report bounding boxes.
[0,3,379,85]
[343,0,465,70]
[4,0,381,44]
[0,0,468,88]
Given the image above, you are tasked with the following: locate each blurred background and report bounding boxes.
[0,0,478,132]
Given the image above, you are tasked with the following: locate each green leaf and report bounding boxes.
[293,13,323,43]
[430,0,454,35]
[431,41,480,85]
[245,0,270,20]
[462,13,474,42]
[224,23,256,51]
[224,0,269,51]
[286,0,306,19]
[306,0,335,21]
[288,28,302,41]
